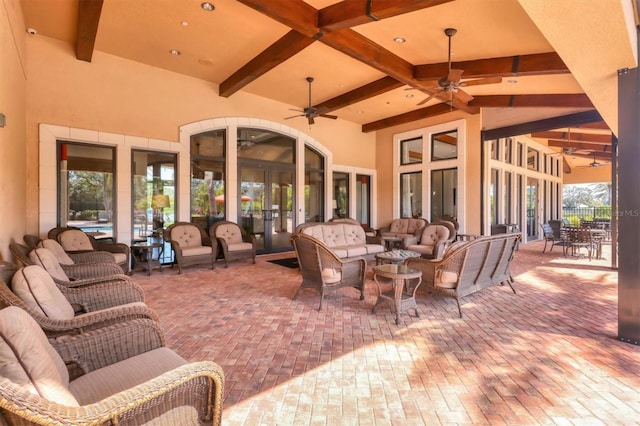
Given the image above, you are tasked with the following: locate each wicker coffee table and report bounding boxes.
[375,249,420,265]
[372,264,423,325]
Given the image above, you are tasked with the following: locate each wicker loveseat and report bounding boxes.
[405,233,520,317]
[296,221,384,260]
[378,218,428,249]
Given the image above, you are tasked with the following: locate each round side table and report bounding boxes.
[372,264,422,325]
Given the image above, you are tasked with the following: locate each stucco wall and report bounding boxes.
[0,0,28,261]
[24,35,376,233]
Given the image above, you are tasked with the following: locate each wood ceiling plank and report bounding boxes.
[219,31,315,98]
[531,131,612,144]
[319,0,453,32]
[547,140,612,150]
[236,0,320,38]
[321,29,416,84]
[313,77,404,112]
[362,103,455,133]
[414,52,569,80]
[76,0,103,62]
[469,94,593,108]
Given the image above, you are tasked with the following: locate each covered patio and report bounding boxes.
[131,241,637,424]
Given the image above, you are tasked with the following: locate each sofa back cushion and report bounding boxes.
[11,265,75,320]
[300,224,366,248]
[389,218,425,235]
[0,306,79,406]
[170,224,204,248]
[37,239,75,265]
[419,224,450,247]
[28,248,70,282]
[58,229,94,251]
[214,223,243,244]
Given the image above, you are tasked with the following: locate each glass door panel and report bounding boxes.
[356,174,371,227]
[527,177,539,239]
[270,169,294,252]
[240,166,266,251]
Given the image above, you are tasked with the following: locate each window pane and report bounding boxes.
[431,130,458,161]
[504,171,512,223]
[333,172,349,218]
[356,174,371,227]
[59,142,115,240]
[305,146,324,223]
[431,168,457,221]
[191,130,226,230]
[400,137,422,165]
[400,172,422,218]
[490,169,499,224]
[132,150,177,240]
[527,148,539,171]
[238,128,294,163]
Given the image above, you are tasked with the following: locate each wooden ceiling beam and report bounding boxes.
[547,140,612,151]
[235,0,320,38]
[362,103,457,133]
[414,52,569,80]
[320,29,416,84]
[531,131,613,144]
[76,0,103,62]
[219,31,314,97]
[483,110,603,140]
[313,76,404,113]
[319,0,453,32]
[469,94,593,108]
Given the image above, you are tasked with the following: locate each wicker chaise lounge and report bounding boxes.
[0,306,224,425]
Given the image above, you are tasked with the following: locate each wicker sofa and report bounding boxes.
[296,221,384,260]
[405,233,521,317]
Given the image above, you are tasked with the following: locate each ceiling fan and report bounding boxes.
[409,28,503,106]
[285,77,338,125]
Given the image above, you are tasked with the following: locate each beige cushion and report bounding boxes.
[11,266,75,320]
[112,252,128,264]
[69,347,186,405]
[28,248,70,282]
[214,223,243,244]
[435,270,458,289]
[419,224,450,246]
[37,239,75,265]
[389,218,425,236]
[171,224,204,248]
[407,245,434,255]
[0,306,79,406]
[58,229,94,251]
[227,242,253,252]
[321,268,342,284]
[181,246,213,257]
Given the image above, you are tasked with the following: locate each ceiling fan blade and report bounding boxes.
[308,116,315,125]
[284,114,304,120]
[319,114,338,120]
[288,108,304,112]
[405,80,440,91]
[417,91,439,106]
[454,88,474,104]
[461,76,503,87]
[447,69,464,83]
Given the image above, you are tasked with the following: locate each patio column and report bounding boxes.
[617,30,640,344]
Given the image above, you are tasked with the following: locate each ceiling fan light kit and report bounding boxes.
[284,77,338,125]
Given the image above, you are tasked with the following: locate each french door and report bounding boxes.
[239,163,295,254]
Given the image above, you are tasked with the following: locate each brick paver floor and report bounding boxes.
[133,240,640,425]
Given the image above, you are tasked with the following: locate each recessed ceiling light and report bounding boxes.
[357,110,364,114]
[405,93,414,99]
[170,49,181,56]
[393,37,406,43]
[181,21,189,27]
[201,2,215,11]
[26,28,37,35]
[507,79,518,84]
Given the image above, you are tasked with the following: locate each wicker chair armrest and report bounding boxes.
[68,251,117,264]
[403,236,419,247]
[53,274,133,289]
[92,241,130,256]
[51,318,166,376]
[58,280,145,312]
[433,240,450,259]
[61,262,125,280]
[404,257,439,285]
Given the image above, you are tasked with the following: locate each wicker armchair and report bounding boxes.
[0,262,155,337]
[209,220,257,268]
[0,306,224,425]
[164,222,216,274]
[10,242,123,280]
[404,221,457,259]
[290,233,367,310]
[49,227,131,274]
